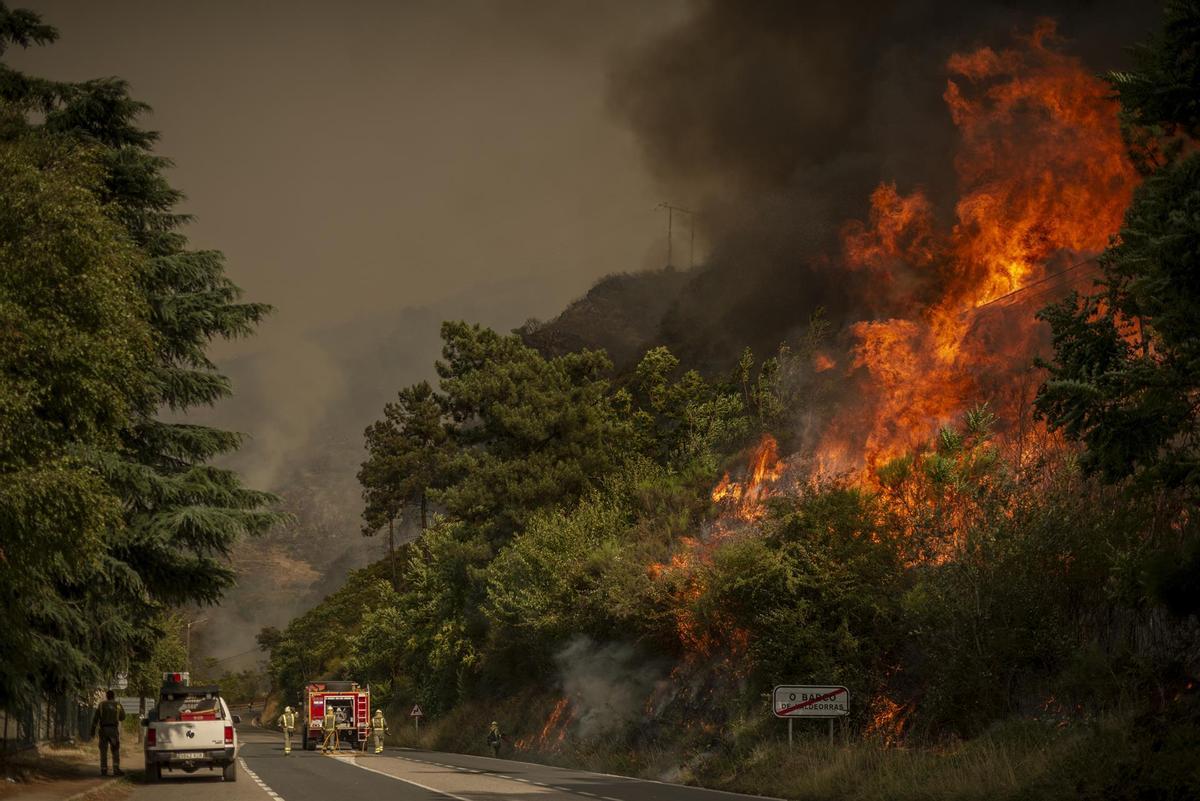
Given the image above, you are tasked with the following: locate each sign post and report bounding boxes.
[410,704,423,739]
[772,685,849,747]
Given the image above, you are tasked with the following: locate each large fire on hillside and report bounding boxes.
[816,20,1138,474]
[644,21,1138,692]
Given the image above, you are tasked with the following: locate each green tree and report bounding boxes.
[434,322,633,545]
[359,380,454,588]
[1036,1,1200,497]
[1036,2,1200,614]
[483,459,673,675]
[0,132,153,705]
[0,2,279,686]
[629,346,748,466]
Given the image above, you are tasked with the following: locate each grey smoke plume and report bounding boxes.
[555,637,666,739]
[609,0,1162,369]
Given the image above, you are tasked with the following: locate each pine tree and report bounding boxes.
[359,380,454,588]
[0,132,154,704]
[1036,1,1200,614]
[1036,0,1200,496]
[434,321,633,546]
[0,4,279,692]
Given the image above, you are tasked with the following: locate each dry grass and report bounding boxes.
[388,697,1137,801]
[690,717,1131,801]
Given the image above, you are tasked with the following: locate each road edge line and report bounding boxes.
[336,756,475,801]
[62,777,124,801]
[394,752,786,801]
[240,757,286,800]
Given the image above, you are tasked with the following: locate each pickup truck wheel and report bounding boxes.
[223,761,237,782]
[146,763,161,783]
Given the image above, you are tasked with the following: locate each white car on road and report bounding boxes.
[144,683,240,782]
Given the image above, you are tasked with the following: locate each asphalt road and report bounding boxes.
[127,728,771,801]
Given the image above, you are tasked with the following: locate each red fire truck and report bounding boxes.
[300,680,370,751]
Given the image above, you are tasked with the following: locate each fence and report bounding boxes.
[0,694,95,753]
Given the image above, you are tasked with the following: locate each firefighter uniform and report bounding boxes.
[279,706,297,754]
[371,709,387,754]
[487,721,503,757]
[90,692,126,776]
[321,707,338,753]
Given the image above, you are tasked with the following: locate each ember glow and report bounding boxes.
[821,22,1138,473]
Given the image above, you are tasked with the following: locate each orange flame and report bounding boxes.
[821,21,1138,474]
[711,434,784,521]
[864,694,910,747]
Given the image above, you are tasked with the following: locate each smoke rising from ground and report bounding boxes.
[555,637,666,740]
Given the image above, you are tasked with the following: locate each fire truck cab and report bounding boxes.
[301,680,370,751]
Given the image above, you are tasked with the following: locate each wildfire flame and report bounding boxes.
[516,697,574,752]
[822,21,1138,473]
[864,694,910,747]
[711,434,784,521]
[648,435,784,659]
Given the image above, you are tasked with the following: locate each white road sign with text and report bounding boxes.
[773,685,849,717]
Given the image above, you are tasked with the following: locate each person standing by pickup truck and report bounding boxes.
[91,690,125,776]
[278,706,297,755]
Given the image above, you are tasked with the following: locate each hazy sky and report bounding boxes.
[8,0,686,357]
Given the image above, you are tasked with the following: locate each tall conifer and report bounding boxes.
[0,3,279,696]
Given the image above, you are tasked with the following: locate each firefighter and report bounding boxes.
[279,706,297,755]
[486,721,503,757]
[90,690,125,776]
[370,709,388,754]
[321,706,339,753]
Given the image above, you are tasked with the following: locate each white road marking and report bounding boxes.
[398,753,782,801]
[240,757,286,800]
[386,754,625,801]
[333,756,475,801]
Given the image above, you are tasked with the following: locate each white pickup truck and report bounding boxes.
[143,682,241,782]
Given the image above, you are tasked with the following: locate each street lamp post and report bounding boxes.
[185,617,208,674]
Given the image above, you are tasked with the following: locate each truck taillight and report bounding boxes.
[146,728,156,747]
[224,725,234,745]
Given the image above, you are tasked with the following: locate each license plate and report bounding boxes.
[173,752,204,760]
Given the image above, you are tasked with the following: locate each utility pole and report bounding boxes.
[657,202,695,269]
[185,617,208,675]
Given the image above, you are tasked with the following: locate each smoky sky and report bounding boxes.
[3,0,1163,664]
[610,0,1162,367]
[7,0,686,358]
[4,0,688,664]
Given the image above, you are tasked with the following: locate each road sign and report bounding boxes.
[773,685,849,718]
[410,704,423,717]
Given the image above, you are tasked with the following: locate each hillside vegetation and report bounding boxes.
[259,7,1200,798]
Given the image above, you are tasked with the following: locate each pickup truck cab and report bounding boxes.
[144,682,240,782]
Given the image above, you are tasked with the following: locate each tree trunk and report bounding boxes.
[388,516,398,591]
[420,491,428,530]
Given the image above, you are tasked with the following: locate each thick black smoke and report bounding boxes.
[609,0,1160,369]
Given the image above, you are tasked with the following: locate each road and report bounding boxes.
[127,728,772,801]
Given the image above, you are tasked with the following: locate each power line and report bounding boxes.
[974,258,1100,310]
[657,202,695,269]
